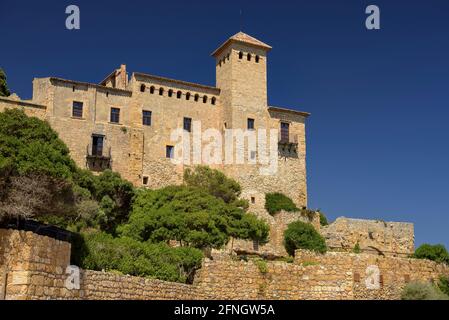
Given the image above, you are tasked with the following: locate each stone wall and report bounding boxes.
[2,229,447,300]
[321,217,415,257]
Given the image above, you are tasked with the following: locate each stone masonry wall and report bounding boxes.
[2,229,447,300]
[321,217,415,257]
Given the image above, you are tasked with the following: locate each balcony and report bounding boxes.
[278,134,299,155]
[86,144,111,171]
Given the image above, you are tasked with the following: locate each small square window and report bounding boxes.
[247,118,255,130]
[251,197,255,204]
[183,117,192,132]
[72,101,83,118]
[166,145,174,159]
[250,151,257,160]
[143,176,149,185]
[110,107,120,123]
[143,110,152,126]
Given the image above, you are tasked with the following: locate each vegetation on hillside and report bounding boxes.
[283,221,327,256]
[401,281,449,300]
[0,68,10,97]
[412,244,449,265]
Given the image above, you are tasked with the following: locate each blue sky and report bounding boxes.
[1,0,448,248]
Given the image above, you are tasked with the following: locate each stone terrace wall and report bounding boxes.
[1,229,448,300]
[295,250,449,300]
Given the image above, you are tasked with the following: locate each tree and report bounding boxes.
[0,68,10,97]
[284,221,327,256]
[184,166,248,209]
[0,109,78,222]
[413,244,449,265]
[118,185,269,249]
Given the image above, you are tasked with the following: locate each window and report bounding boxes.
[251,197,255,204]
[177,91,182,99]
[110,107,120,123]
[72,101,83,118]
[106,92,109,98]
[159,87,164,96]
[239,51,243,59]
[194,94,199,102]
[255,55,260,63]
[211,97,216,105]
[183,117,192,132]
[168,89,173,97]
[142,110,152,126]
[186,92,191,100]
[247,118,255,130]
[166,145,174,159]
[140,84,146,92]
[72,86,76,92]
[203,96,208,104]
[143,176,149,185]
[92,135,104,156]
[280,122,290,142]
[250,151,257,160]
[247,53,252,61]
[150,86,155,94]
[227,53,230,60]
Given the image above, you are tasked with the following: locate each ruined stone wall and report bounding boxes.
[0,96,47,119]
[321,218,415,257]
[295,250,449,300]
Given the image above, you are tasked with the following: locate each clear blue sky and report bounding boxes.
[1,0,448,248]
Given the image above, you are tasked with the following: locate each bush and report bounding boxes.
[284,221,327,256]
[254,259,268,274]
[438,276,449,296]
[318,211,328,226]
[118,185,269,249]
[413,244,449,265]
[71,231,203,283]
[265,193,298,215]
[401,281,449,300]
[353,242,361,254]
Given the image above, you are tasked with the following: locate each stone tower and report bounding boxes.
[212,32,272,129]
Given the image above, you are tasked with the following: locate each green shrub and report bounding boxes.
[401,281,449,300]
[413,244,449,265]
[353,242,361,254]
[265,193,298,215]
[318,211,328,226]
[438,276,449,296]
[71,231,203,283]
[284,221,327,256]
[254,259,269,274]
[118,185,269,249]
[0,68,10,97]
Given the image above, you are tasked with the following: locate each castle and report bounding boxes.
[1,32,448,301]
[0,32,414,257]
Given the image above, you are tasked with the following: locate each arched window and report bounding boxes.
[168,89,173,97]
[194,94,199,102]
[203,96,208,104]
[150,86,155,94]
[255,55,260,63]
[177,91,182,99]
[247,53,252,61]
[159,87,164,96]
[186,92,191,101]
[140,84,146,92]
[211,97,216,105]
[239,51,243,59]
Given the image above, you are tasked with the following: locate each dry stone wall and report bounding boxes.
[2,229,447,300]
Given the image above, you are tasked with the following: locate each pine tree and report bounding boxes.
[0,68,11,97]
